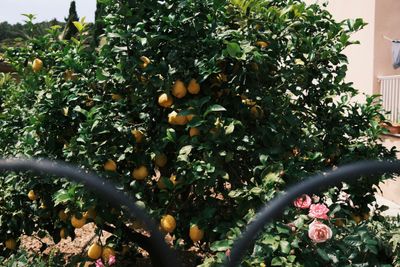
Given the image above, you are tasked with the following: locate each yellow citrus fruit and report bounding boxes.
[171,80,187,98]
[334,219,344,227]
[154,153,168,168]
[242,98,256,106]
[189,127,200,137]
[102,246,116,262]
[186,107,196,121]
[168,111,188,125]
[139,56,151,68]
[131,129,144,143]
[64,69,76,81]
[32,58,43,72]
[188,79,200,94]
[132,165,149,180]
[88,243,102,260]
[157,178,167,190]
[169,174,178,186]
[111,93,122,101]
[186,114,195,121]
[158,93,174,108]
[60,228,67,239]
[83,207,97,220]
[351,214,362,224]
[250,105,265,119]
[28,190,37,201]
[58,209,69,222]
[189,225,204,242]
[104,159,117,172]
[256,41,269,48]
[71,214,86,228]
[5,239,16,250]
[160,214,176,233]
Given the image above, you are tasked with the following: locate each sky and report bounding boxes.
[0,0,96,24]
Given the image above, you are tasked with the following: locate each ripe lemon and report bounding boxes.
[334,219,344,227]
[157,178,167,190]
[186,114,195,121]
[111,93,122,101]
[250,105,265,119]
[256,41,269,48]
[60,228,67,239]
[102,246,116,262]
[83,207,97,220]
[158,93,173,108]
[139,56,151,68]
[32,58,43,72]
[5,239,16,250]
[160,214,176,233]
[104,159,117,172]
[71,214,86,228]
[64,69,76,81]
[169,174,178,186]
[58,209,69,222]
[362,212,370,220]
[351,214,362,224]
[189,225,204,242]
[154,153,168,168]
[131,129,144,143]
[189,127,200,137]
[172,80,187,99]
[186,107,196,121]
[132,165,149,180]
[88,243,102,260]
[28,190,37,201]
[168,111,188,125]
[188,79,200,94]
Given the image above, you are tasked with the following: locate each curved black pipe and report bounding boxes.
[0,158,180,267]
[226,160,400,267]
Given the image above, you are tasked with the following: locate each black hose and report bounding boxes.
[0,158,181,267]
[226,160,400,267]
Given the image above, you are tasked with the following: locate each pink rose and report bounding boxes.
[293,194,312,209]
[95,259,105,267]
[308,220,332,243]
[308,203,329,220]
[108,255,116,266]
[225,249,231,258]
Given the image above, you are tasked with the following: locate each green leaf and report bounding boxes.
[73,21,84,32]
[317,248,330,262]
[226,42,242,58]
[204,104,226,116]
[280,240,291,254]
[224,123,235,135]
[264,172,284,185]
[271,257,283,266]
[177,145,193,162]
[210,239,233,252]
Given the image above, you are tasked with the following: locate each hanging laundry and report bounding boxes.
[392,40,400,69]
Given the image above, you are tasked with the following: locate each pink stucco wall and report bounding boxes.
[373,0,400,94]
[305,0,376,102]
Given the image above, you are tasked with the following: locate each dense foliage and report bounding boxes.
[0,0,397,266]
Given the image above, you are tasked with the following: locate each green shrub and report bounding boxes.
[0,0,397,265]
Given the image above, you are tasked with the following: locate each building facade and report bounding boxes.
[306,0,400,107]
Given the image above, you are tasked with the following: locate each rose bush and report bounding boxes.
[308,204,330,220]
[308,220,332,243]
[0,0,398,266]
[294,194,312,209]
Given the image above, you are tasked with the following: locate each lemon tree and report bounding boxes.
[0,0,398,266]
